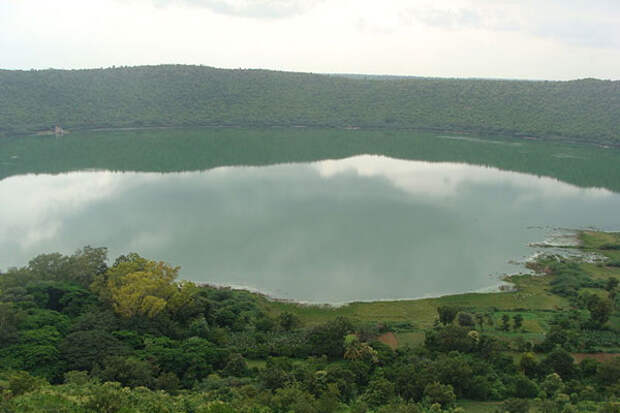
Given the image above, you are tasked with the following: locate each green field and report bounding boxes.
[262,230,619,351]
[262,273,565,329]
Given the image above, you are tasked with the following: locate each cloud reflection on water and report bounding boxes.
[1,155,619,303]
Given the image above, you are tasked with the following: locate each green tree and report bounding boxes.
[513,314,524,331]
[540,373,564,398]
[587,296,611,328]
[541,348,576,380]
[307,317,353,358]
[271,385,317,413]
[606,277,619,292]
[7,371,46,397]
[423,382,456,408]
[92,254,182,318]
[596,357,620,389]
[59,329,129,371]
[279,311,301,331]
[437,306,458,325]
[0,302,23,343]
[362,376,395,408]
[85,382,126,413]
[475,313,485,331]
[519,353,539,378]
[99,356,157,388]
[501,314,510,331]
[457,312,475,327]
[222,353,249,377]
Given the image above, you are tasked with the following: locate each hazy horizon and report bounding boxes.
[1,0,619,81]
[0,63,616,83]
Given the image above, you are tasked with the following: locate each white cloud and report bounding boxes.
[151,0,323,18]
[0,0,618,79]
[403,0,620,49]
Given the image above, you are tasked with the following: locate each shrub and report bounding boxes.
[497,398,529,413]
[423,382,456,408]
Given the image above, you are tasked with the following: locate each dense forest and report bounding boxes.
[0,238,619,412]
[0,65,618,144]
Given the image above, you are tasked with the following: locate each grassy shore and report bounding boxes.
[260,230,620,348]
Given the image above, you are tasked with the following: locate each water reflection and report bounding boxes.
[1,155,619,303]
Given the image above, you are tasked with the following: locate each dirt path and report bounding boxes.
[572,353,619,363]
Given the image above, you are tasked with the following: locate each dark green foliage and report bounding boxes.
[362,376,395,408]
[141,336,225,385]
[99,356,157,388]
[437,306,459,325]
[307,317,354,358]
[501,314,511,331]
[222,353,249,377]
[540,348,576,380]
[278,312,301,331]
[457,312,475,327]
[260,358,292,390]
[512,375,540,399]
[513,314,524,331]
[59,330,129,371]
[26,247,108,288]
[423,382,456,407]
[596,358,620,389]
[0,302,23,343]
[424,326,476,353]
[1,66,618,144]
[587,296,612,328]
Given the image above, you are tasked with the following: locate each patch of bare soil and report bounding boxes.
[377,332,398,350]
[572,353,619,363]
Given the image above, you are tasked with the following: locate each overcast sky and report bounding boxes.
[1,0,619,80]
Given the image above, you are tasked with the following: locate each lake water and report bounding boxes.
[2,154,620,303]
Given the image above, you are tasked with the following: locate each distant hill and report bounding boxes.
[0,65,618,143]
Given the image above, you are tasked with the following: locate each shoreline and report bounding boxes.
[6,124,620,150]
[198,228,615,310]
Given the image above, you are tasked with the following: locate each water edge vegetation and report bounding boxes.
[0,230,618,413]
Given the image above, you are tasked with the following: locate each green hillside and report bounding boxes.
[1,65,618,143]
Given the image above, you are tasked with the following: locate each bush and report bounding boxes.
[437,306,459,325]
[362,377,395,408]
[424,326,476,353]
[513,375,539,398]
[6,371,46,397]
[423,382,456,408]
[497,398,529,413]
[84,382,125,413]
[457,312,475,327]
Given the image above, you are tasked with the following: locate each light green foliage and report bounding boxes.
[424,382,456,408]
[92,254,184,318]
